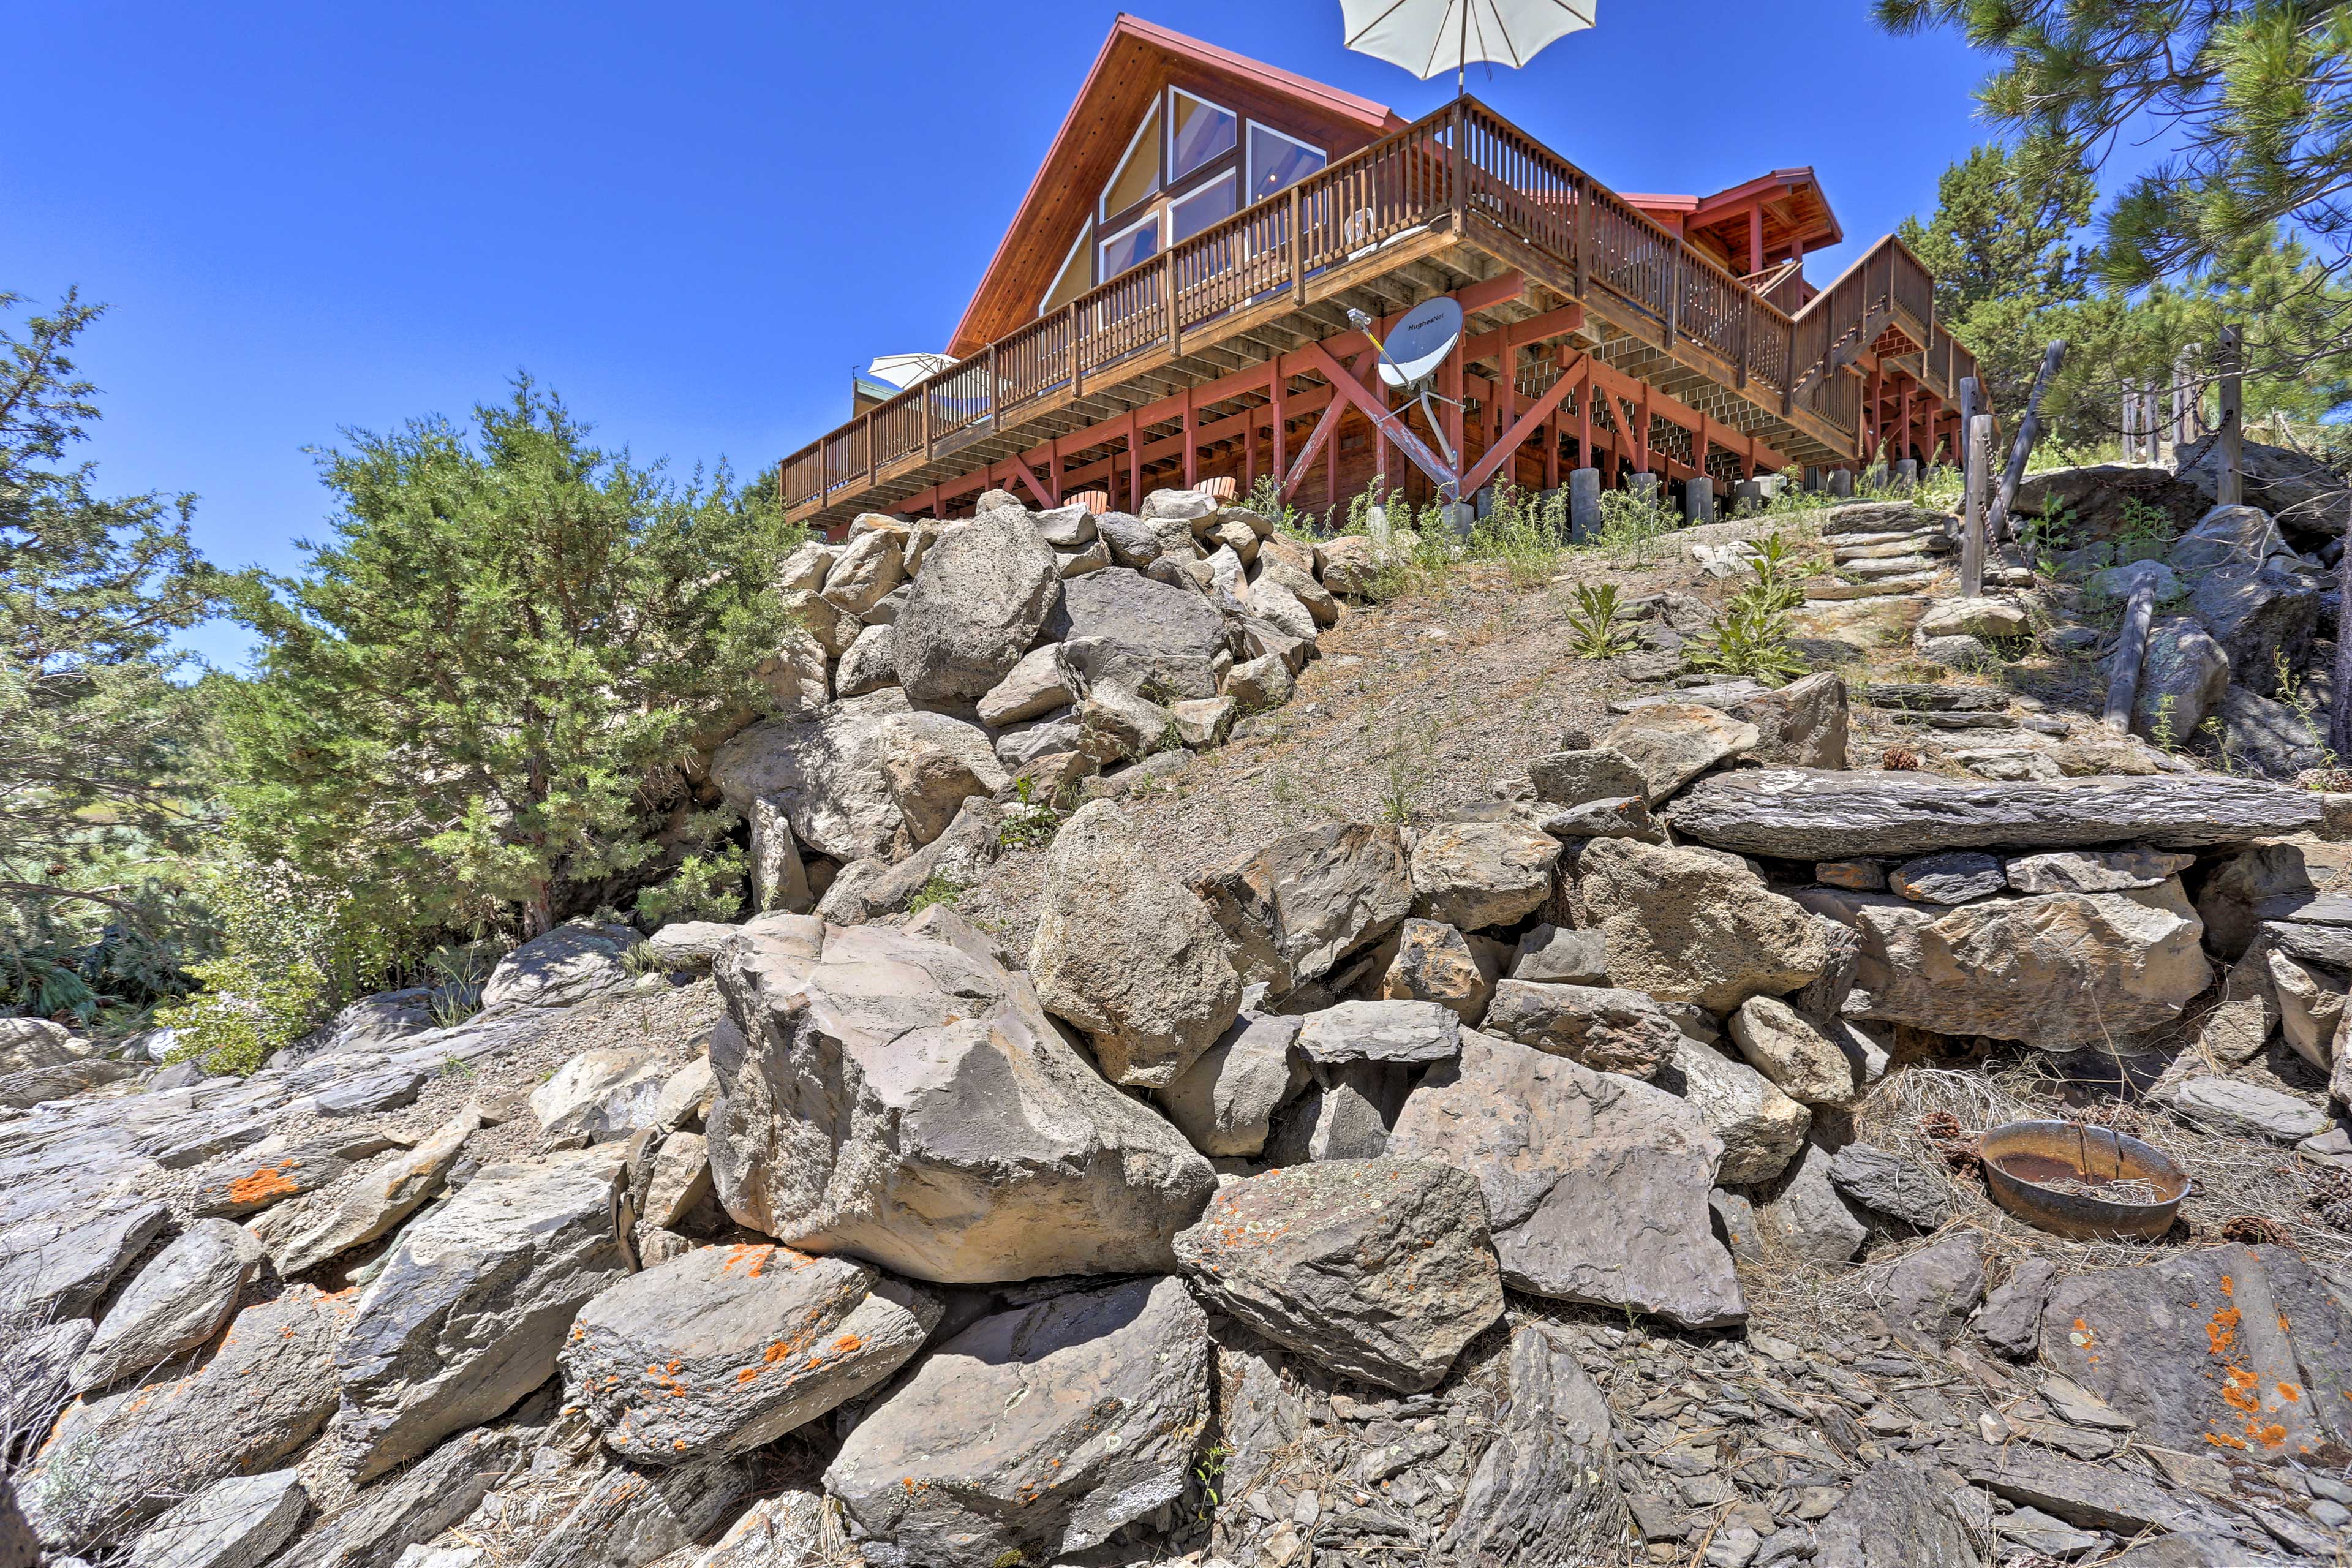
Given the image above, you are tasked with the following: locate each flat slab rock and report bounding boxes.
[1174,1158,1503,1393]
[1386,1029,1744,1329]
[1669,768,2321,859]
[824,1276,1211,1568]
[562,1243,938,1464]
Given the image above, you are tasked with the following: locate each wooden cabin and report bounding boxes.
[778,15,1981,528]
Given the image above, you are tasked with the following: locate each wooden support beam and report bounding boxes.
[1458,353,1585,496]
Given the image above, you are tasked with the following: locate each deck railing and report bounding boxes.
[782,96,1953,516]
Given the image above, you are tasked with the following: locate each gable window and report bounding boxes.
[1169,88,1236,182]
[1248,123,1326,204]
[1171,173,1237,243]
[1102,103,1161,221]
[1040,230,1089,315]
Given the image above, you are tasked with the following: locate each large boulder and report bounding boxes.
[1379,918,1502,1022]
[1174,1159,1504,1393]
[479,922,636,1011]
[1481,980,1681,1078]
[892,508,1060,703]
[2187,559,2318,696]
[1029,800,1242,1087]
[1156,1008,1304,1158]
[1408,821,1561,930]
[1446,1324,1629,1566]
[825,1278,1211,1567]
[2216,683,2328,778]
[0,1196,168,1322]
[69,1219,264,1393]
[1572,837,1826,1012]
[1045,568,1228,698]
[2038,1244,2352,1458]
[2170,503,2289,571]
[709,692,996,863]
[1793,882,2210,1047]
[816,524,904,617]
[1193,823,1414,993]
[1527,748,1648,807]
[1668,768,2323,859]
[2124,616,2231,741]
[562,1244,938,1464]
[1665,1039,1809,1185]
[2013,462,2207,543]
[0,1017,82,1073]
[20,1289,342,1555]
[974,644,1071,727]
[530,1049,667,1139]
[1814,1457,1985,1568]
[332,1148,633,1481]
[1599,704,1758,804]
[1294,998,1461,1066]
[707,913,1215,1282]
[2178,431,2347,534]
[1386,1030,1744,1328]
[1726,995,1860,1106]
[1758,1139,1866,1263]
[123,1469,308,1568]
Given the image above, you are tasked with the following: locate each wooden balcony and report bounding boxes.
[780,96,1977,528]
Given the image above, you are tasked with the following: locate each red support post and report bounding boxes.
[1182,387,1198,488]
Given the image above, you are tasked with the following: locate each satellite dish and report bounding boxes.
[1376,297,1464,389]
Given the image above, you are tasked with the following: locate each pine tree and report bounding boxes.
[225,379,797,939]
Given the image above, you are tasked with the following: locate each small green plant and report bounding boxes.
[1586,488,1675,564]
[907,875,965,916]
[1564,582,1642,658]
[1745,529,1813,612]
[2149,692,2180,753]
[1687,593,1809,685]
[1191,1442,1232,1525]
[442,1055,477,1079]
[997,777,1062,852]
[2272,652,2339,768]
[619,940,664,978]
[1377,718,1441,823]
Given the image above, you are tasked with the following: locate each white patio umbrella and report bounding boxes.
[866,353,957,390]
[1340,0,1596,88]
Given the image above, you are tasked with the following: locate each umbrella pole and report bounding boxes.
[1457,1,1467,91]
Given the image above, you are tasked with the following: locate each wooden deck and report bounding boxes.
[780,97,1979,528]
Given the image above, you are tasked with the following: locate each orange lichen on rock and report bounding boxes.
[226,1162,303,1205]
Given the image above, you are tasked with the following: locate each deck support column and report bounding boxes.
[1568,467,1600,543]
[1182,389,1198,489]
[1271,373,1288,485]
[1127,412,1142,510]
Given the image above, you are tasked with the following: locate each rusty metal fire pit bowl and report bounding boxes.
[1978,1119,2190,1241]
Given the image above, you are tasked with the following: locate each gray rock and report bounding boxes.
[709,690,921,862]
[1510,922,1608,984]
[0,1196,168,1322]
[1175,1159,1504,1393]
[641,921,742,971]
[2217,682,2328,778]
[480,922,636,1011]
[1093,510,1161,567]
[1599,704,1760,804]
[708,913,1215,1282]
[1527,748,1648,807]
[2125,614,2232,739]
[1868,1233,1983,1351]
[0,1319,91,1464]
[2178,433,2347,532]
[21,1289,342,1554]
[516,1456,756,1568]
[1046,568,1229,698]
[1294,999,1461,1066]
[1483,980,1682,1078]
[2162,1076,2331,1142]
[530,1049,667,1139]
[1668,1041,1810,1185]
[1942,1440,2207,1536]
[1539,794,1662,840]
[1813,1457,1983,1568]
[680,1493,827,1568]
[1029,799,1242,1088]
[1378,918,1503,1020]
[879,708,1011,847]
[70,1221,263,1393]
[1795,882,2211,1047]
[992,709,1082,768]
[825,1278,1211,1566]
[1156,1009,1304,1158]
[1572,837,1827,1013]
[1708,1189,1763,1263]
[1387,1030,1744,1327]
[1825,1144,1951,1229]
[1193,824,1414,992]
[1994,1506,2100,1559]
[2171,502,2289,572]
[831,620,897,698]
[1224,650,1294,709]
[2004,847,2196,894]
[2190,559,2318,696]
[268,1424,519,1568]
[2039,1244,2352,1457]
[1887,850,2005,904]
[974,644,1071,727]
[125,1471,307,1568]
[1727,995,1859,1107]
[1408,821,1561,930]
[563,1243,937,1463]
[1264,1066,1395,1163]
[1030,501,1095,548]
[1669,767,2323,859]
[1445,1324,1629,1565]
[892,508,1059,703]
[747,797,812,915]
[819,524,906,617]
[0,1017,83,1073]
[2087,556,2180,600]
[1758,1140,1866,1263]
[332,1148,633,1481]
[247,1106,480,1278]
[1975,1257,2056,1357]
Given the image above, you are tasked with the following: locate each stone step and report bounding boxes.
[1842,554,1941,580]
[1864,684,2008,712]
[1835,536,1953,563]
[1806,572,1938,601]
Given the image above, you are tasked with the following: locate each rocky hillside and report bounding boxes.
[5,470,2352,1568]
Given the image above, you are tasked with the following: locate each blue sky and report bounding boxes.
[9,0,2016,668]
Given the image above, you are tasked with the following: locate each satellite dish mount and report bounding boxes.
[1349,300,1466,499]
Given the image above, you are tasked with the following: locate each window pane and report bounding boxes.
[1172,176,1237,243]
[1170,91,1237,182]
[1249,124,1327,204]
[1099,216,1160,281]
[1041,232,1090,313]
[1102,104,1161,218]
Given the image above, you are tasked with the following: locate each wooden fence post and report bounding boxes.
[2103,580,2158,733]
[1990,340,2065,549]
[2217,326,2244,505]
[1289,186,1305,303]
[1962,412,1992,598]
